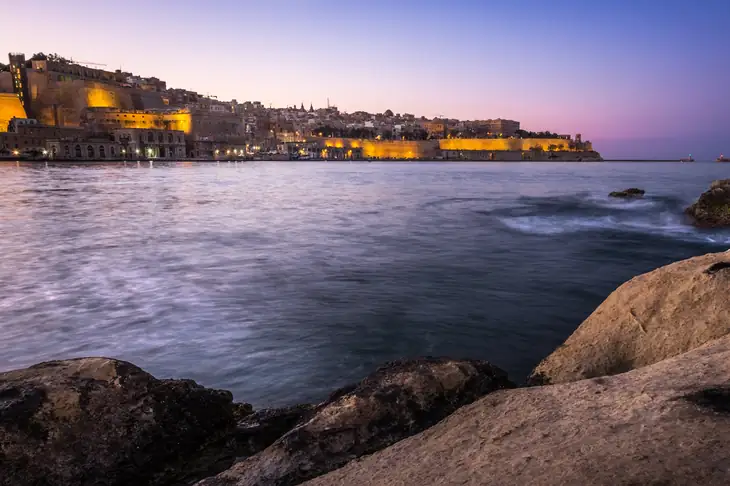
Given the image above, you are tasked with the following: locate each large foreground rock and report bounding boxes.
[686,179,730,227]
[529,251,730,385]
[0,358,236,486]
[198,357,514,486]
[306,335,730,486]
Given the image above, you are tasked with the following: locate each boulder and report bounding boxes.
[685,179,730,227]
[305,335,730,486]
[608,187,645,198]
[528,251,730,385]
[0,358,237,486]
[234,404,315,458]
[197,357,514,486]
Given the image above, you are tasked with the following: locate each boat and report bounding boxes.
[680,154,695,162]
[716,154,730,162]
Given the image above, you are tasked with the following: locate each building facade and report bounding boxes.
[46,137,121,160]
[113,128,186,159]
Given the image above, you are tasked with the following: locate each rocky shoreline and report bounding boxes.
[2,183,730,486]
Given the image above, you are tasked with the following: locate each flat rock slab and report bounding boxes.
[197,357,514,486]
[305,334,730,486]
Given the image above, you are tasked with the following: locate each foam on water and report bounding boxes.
[496,193,730,244]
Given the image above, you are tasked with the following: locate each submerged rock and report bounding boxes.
[0,358,237,486]
[686,179,730,227]
[608,187,645,198]
[197,357,514,486]
[528,251,730,385]
[306,335,730,486]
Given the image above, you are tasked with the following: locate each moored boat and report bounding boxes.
[716,154,730,162]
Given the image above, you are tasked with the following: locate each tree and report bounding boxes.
[548,144,558,152]
[0,63,8,73]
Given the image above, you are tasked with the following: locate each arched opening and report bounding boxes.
[87,145,95,158]
[158,133,163,144]
[168,133,173,143]
[64,145,70,157]
[110,146,116,157]
[148,132,154,143]
[75,145,82,158]
[99,145,106,158]
[160,146,167,158]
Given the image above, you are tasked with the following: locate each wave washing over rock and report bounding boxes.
[494,192,730,243]
[4,250,730,485]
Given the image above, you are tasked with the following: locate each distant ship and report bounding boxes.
[716,154,730,162]
[680,155,695,162]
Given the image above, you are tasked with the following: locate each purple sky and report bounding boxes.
[2,0,729,159]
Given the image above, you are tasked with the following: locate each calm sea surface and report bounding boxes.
[0,161,728,406]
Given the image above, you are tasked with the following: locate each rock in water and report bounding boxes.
[0,358,236,486]
[608,188,645,198]
[686,179,730,227]
[197,357,514,486]
[528,251,730,385]
[235,404,315,458]
[305,335,730,486]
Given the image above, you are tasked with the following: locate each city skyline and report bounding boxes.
[2,0,729,159]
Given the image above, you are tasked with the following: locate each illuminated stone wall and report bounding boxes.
[0,93,27,132]
[323,138,438,159]
[86,110,193,134]
[439,138,572,151]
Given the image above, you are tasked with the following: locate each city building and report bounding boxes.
[113,128,186,159]
[46,135,121,160]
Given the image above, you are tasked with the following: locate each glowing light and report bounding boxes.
[121,149,126,154]
[42,149,48,155]
[12,150,20,156]
[135,149,140,154]
[215,149,220,155]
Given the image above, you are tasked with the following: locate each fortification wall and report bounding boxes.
[439,138,571,152]
[322,138,439,159]
[0,94,27,132]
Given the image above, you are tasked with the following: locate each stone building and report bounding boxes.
[113,128,186,159]
[46,136,121,160]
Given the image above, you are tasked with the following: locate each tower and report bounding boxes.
[8,53,32,117]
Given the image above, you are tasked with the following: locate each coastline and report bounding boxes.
[3,250,730,486]
[0,157,698,164]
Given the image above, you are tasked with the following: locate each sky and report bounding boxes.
[1,0,729,159]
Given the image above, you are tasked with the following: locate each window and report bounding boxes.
[75,145,82,158]
[158,133,163,143]
[148,132,154,143]
[168,133,173,144]
[111,146,116,157]
[87,145,95,158]
[64,145,70,157]
[99,145,106,158]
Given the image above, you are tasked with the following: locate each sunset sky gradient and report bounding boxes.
[2,0,729,158]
